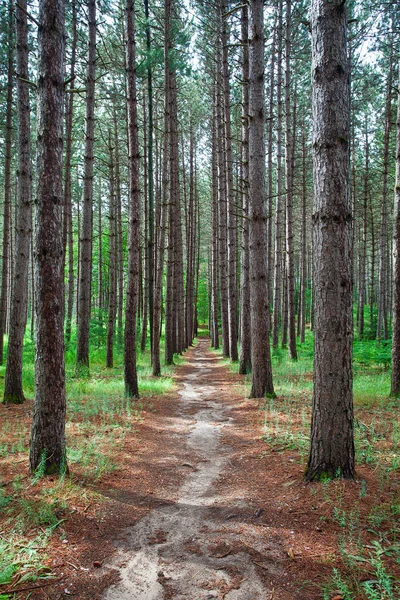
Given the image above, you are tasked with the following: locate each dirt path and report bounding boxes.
[102,338,280,599]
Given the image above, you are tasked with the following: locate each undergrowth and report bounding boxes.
[0,325,180,595]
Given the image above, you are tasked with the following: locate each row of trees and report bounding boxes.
[0,0,398,480]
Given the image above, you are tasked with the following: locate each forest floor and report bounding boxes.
[0,335,399,599]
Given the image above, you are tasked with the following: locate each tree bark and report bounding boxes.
[377,44,393,342]
[221,0,238,362]
[239,4,251,375]
[284,0,297,360]
[64,0,77,345]
[124,0,140,397]
[390,62,400,397]
[272,0,283,350]
[248,0,275,398]
[106,133,117,368]
[30,0,67,475]
[76,0,96,370]
[0,0,14,366]
[4,0,32,404]
[306,0,354,481]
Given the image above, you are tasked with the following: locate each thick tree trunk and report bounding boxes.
[239,4,251,375]
[4,0,32,404]
[76,0,96,370]
[306,0,354,481]
[390,63,400,397]
[30,0,67,475]
[124,0,140,397]
[0,1,14,366]
[248,0,275,398]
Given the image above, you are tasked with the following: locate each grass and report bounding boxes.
[242,330,399,600]
[0,324,182,596]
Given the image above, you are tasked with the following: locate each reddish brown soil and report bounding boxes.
[0,337,399,599]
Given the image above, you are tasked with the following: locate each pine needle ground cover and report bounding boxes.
[0,335,181,599]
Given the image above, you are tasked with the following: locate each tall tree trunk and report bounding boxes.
[239,4,251,375]
[377,43,393,342]
[97,190,103,315]
[272,0,283,349]
[114,108,124,346]
[284,0,297,360]
[298,133,307,344]
[140,91,149,352]
[221,0,238,362]
[124,0,140,397]
[211,105,219,349]
[106,133,117,368]
[30,0,67,475]
[76,0,96,370]
[64,0,77,345]
[0,1,14,366]
[152,96,168,376]
[358,121,369,340]
[248,0,275,398]
[216,64,229,357]
[306,0,354,481]
[144,0,154,351]
[4,0,32,404]
[390,62,400,397]
[266,24,277,326]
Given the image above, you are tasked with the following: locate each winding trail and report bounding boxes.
[102,338,280,599]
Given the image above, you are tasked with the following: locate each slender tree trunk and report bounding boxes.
[97,190,103,315]
[248,0,275,398]
[390,62,400,396]
[64,0,77,345]
[114,109,124,346]
[221,0,238,362]
[124,0,140,397]
[298,133,307,344]
[30,0,67,475]
[216,65,229,357]
[141,91,149,352]
[239,4,251,375]
[306,0,354,481]
[358,121,369,340]
[272,0,283,349]
[284,0,297,360]
[4,0,32,404]
[0,1,14,366]
[211,105,219,349]
[377,44,393,342]
[144,0,154,351]
[106,134,117,368]
[76,0,96,370]
[266,24,276,325]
